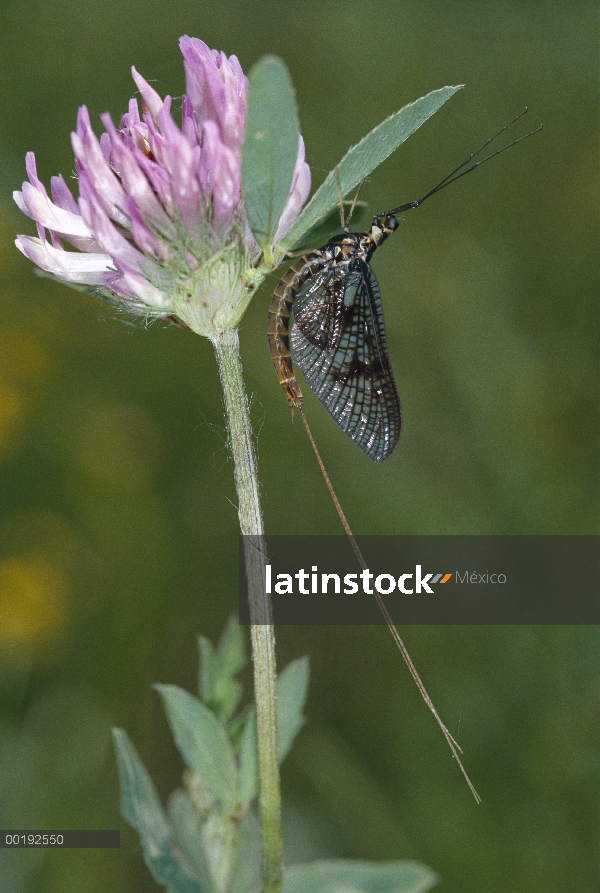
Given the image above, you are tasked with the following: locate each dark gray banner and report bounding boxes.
[239,536,599,625]
[0,831,120,848]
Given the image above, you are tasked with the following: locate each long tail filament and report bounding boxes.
[299,406,481,803]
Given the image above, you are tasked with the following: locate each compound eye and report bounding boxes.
[385,215,399,231]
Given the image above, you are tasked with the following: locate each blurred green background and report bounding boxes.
[0,1,598,891]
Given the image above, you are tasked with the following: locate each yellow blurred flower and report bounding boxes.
[0,557,67,648]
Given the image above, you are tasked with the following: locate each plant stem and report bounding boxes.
[211,328,282,893]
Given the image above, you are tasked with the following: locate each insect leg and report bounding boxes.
[345,178,365,229]
[334,167,367,232]
[334,165,348,231]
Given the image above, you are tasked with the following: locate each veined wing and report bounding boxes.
[291,264,345,351]
[291,260,402,463]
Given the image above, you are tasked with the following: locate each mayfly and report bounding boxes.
[267,109,541,801]
[268,109,541,461]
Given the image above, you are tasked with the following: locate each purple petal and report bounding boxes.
[119,97,141,135]
[78,187,156,277]
[133,149,176,216]
[110,261,166,307]
[131,67,164,121]
[15,235,113,284]
[212,52,247,151]
[181,94,200,147]
[125,196,165,260]
[274,134,312,243]
[140,108,169,170]
[180,37,224,123]
[99,132,112,163]
[20,157,57,247]
[13,189,30,217]
[24,152,49,198]
[71,107,127,224]
[179,36,247,151]
[18,180,92,238]
[201,121,240,230]
[129,121,152,155]
[100,112,174,233]
[156,98,203,237]
[50,174,79,214]
[48,174,103,251]
[103,271,137,301]
[118,99,151,155]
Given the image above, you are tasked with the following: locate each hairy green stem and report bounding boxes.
[211,328,282,893]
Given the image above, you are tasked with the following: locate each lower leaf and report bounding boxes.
[283,859,438,893]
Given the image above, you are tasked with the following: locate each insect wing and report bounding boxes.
[291,261,402,462]
[291,266,345,351]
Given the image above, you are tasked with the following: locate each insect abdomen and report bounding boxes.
[267,253,322,409]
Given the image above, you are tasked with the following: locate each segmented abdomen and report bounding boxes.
[267,252,323,409]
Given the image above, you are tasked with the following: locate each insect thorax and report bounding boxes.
[322,231,373,265]
[321,218,395,268]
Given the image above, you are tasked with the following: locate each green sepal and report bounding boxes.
[242,54,300,251]
[155,685,238,811]
[280,85,463,252]
[111,728,203,893]
[283,859,439,893]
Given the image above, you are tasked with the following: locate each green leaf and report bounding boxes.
[112,728,203,893]
[216,617,246,675]
[237,709,257,809]
[168,789,215,892]
[237,657,310,808]
[230,810,263,893]
[198,619,246,720]
[280,85,463,252]
[277,656,310,762]
[242,54,300,248]
[197,636,215,704]
[212,617,246,720]
[155,685,238,811]
[290,202,369,253]
[112,728,169,844]
[283,860,439,893]
[227,705,249,752]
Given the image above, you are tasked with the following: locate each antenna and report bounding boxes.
[379,108,542,218]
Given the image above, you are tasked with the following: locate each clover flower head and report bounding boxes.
[14,36,311,336]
